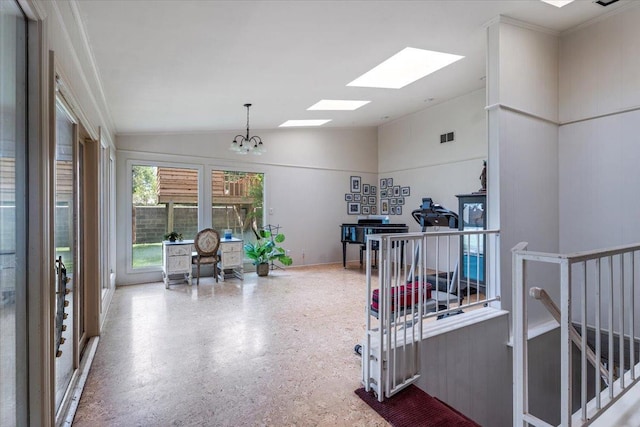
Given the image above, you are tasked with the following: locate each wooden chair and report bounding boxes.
[192,228,221,284]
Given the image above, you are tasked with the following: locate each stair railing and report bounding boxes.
[513,242,640,426]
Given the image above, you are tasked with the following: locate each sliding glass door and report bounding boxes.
[0,2,27,425]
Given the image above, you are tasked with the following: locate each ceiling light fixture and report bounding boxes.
[307,100,371,111]
[540,0,575,7]
[230,103,265,155]
[279,119,332,127]
[347,47,464,89]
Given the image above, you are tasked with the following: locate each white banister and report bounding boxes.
[361,228,500,402]
[513,242,640,426]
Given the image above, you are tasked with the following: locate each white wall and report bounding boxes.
[418,313,512,427]
[36,0,115,146]
[487,18,560,328]
[115,127,378,285]
[378,88,487,232]
[559,4,640,253]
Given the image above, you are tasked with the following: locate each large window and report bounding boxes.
[212,170,263,240]
[0,2,27,425]
[131,165,199,268]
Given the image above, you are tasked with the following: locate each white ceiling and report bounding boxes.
[74,0,628,134]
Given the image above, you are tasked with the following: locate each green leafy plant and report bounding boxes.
[244,230,293,267]
[163,231,182,242]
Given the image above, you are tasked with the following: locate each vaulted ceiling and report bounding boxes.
[74,0,628,134]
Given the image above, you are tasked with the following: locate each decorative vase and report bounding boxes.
[256,263,270,276]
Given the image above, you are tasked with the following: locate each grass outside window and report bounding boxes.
[132,243,162,268]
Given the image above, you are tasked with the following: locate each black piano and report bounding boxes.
[340,219,408,268]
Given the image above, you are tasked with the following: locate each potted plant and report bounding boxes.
[244,230,292,276]
[163,231,183,242]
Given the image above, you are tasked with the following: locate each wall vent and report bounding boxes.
[440,131,455,143]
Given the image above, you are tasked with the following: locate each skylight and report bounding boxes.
[307,100,371,111]
[347,47,464,89]
[540,0,575,7]
[279,119,332,127]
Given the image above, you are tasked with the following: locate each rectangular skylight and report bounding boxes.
[279,119,332,127]
[540,0,575,7]
[347,47,464,89]
[307,100,370,111]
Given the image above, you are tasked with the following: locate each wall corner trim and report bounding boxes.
[484,14,560,36]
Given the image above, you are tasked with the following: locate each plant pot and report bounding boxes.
[256,263,270,276]
[169,238,176,242]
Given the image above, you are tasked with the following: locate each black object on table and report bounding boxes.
[340,220,408,268]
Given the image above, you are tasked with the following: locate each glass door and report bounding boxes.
[53,100,79,413]
[0,2,27,425]
[457,193,486,294]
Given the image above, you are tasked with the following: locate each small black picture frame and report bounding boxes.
[390,206,396,215]
[380,189,387,198]
[345,193,353,202]
[393,186,400,197]
[390,198,397,205]
[362,206,370,215]
[371,186,377,195]
[363,184,370,195]
[348,202,361,215]
[401,186,410,197]
[386,177,393,187]
[350,176,361,193]
[396,206,402,215]
[368,196,376,205]
[354,194,361,202]
[371,206,377,215]
[380,179,387,189]
[398,197,405,205]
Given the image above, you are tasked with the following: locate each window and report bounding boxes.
[131,165,199,268]
[211,170,263,239]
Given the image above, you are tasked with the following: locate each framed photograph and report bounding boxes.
[371,206,377,215]
[363,184,370,195]
[371,186,377,195]
[350,176,361,193]
[380,178,387,189]
[354,194,361,202]
[393,186,400,197]
[386,177,393,187]
[390,206,396,215]
[401,187,410,197]
[381,199,389,215]
[380,189,387,198]
[390,198,397,205]
[398,197,405,205]
[368,196,376,205]
[345,193,353,202]
[348,202,361,215]
[396,206,403,215]
[362,206,370,215]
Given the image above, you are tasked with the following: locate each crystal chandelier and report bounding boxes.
[229,103,265,155]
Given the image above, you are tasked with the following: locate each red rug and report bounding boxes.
[355,385,481,427]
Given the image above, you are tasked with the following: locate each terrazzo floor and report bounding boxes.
[72,263,389,426]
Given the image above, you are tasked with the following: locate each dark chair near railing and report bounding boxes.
[192,228,220,284]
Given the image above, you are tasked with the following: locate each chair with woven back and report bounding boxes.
[192,228,221,284]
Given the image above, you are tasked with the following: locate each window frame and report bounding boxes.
[125,159,204,274]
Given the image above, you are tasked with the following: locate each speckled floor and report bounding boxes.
[73,263,388,426]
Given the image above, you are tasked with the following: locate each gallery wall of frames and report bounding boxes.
[345,176,410,215]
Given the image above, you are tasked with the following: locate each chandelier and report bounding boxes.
[229,103,265,155]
